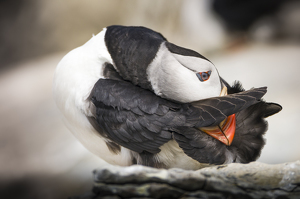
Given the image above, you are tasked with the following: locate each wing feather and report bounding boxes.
[88,78,267,163]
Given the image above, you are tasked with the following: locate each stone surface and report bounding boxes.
[71,161,300,199]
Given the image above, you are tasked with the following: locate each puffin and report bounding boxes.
[53,25,281,169]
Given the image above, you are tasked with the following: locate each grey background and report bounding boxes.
[0,0,299,198]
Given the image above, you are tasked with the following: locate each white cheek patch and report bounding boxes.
[147,43,222,103]
[171,53,222,97]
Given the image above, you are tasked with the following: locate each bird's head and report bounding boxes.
[147,42,222,103]
[103,26,222,104]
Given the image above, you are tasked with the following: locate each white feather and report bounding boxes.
[53,28,133,166]
[157,140,210,170]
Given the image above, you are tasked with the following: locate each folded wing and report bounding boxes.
[88,78,267,164]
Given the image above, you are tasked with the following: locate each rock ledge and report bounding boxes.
[71,161,300,199]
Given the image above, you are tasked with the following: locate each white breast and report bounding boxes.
[53,28,135,166]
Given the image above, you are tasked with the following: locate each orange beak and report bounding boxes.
[198,86,236,146]
[199,114,236,146]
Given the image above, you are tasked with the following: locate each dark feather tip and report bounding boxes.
[263,102,282,118]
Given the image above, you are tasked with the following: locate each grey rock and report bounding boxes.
[72,161,300,199]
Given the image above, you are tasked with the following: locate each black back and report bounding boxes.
[105,25,166,90]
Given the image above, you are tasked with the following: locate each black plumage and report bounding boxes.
[228,81,282,163]
[174,81,281,164]
[88,77,278,166]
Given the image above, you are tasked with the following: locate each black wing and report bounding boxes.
[173,81,281,164]
[88,79,266,158]
[191,87,267,127]
[88,79,181,154]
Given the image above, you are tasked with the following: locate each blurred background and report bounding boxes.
[1,0,300,198]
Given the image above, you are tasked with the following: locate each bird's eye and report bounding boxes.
[196,71,211,82]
